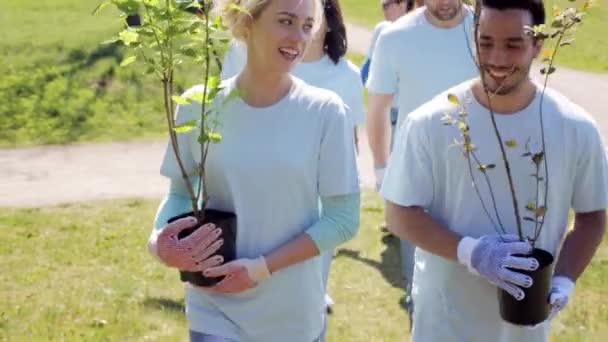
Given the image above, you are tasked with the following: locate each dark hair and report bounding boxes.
[480,0,546,26]
[405,0,415,12]
[323,0,347,64]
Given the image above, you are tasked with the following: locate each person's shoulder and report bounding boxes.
[335,58,362,84]
[411,80,473,122]
[292,77,348,116]
[373,20,391,34]
[541,85,599,131]
[387,8,426,33]
[378,8,426,44]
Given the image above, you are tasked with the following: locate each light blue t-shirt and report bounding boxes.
[382,80,608,341]
[159,77,359,341]
[367,7,478,128]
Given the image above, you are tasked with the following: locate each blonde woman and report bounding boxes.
[220,0,365,314]
[147,0,360,341]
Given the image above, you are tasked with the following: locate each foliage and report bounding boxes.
[96,0,235,218]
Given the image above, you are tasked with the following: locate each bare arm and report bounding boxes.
[367,93,394,168]
[386,201,462,261]
[554,210,606,280]
[265,234,320,274]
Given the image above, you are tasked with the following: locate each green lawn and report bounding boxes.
[1,192,607,341]
[0,0,214,147]
[341,0,608,72]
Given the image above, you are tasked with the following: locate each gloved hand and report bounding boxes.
[548,275,575,319]
[457,234,539,301]
[374,167,386,191]
[154,216,225,272]
[200,256,271,294]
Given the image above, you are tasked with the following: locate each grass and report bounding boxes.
[1,192,607,341]
[0,0,216,147]
[341,0,608,72]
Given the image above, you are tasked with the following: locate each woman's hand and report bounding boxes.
[156,217,225,272]
[198,257,271,294]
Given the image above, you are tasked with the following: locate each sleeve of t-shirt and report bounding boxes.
[343,69,366,125]
[366,30,398,95]
[571,121,608,212]
[318,100,360,196]
[366,23,384,59]
[381,113,434,208]
[159,99,199,180]
[220,40,245,80]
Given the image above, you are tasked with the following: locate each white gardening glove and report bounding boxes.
[457,234,540,301]
[374,167,386,191]
[548,275,575,319]
[199,256,271,294]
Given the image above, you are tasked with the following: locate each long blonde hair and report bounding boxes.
[217,0,324,41]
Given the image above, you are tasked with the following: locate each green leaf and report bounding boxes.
[505,139,518,148]
[199,131,222,144]
[477,164,496,171]
[560,39,575,47]
[101,37,120,45]
[172,96,190,105]
[118,29,139,46]
[532,152,545,165]
[185,90,205,104]
[458,121,469,132]
[207,132,222,143]
[92,1,111,15]
[540,67,556,75]
[119,55,137,67]
[525,201,536,211]
[225,3,249,15]
[112,0,141,15]
[447,94,460,106]
[173,120,198,133]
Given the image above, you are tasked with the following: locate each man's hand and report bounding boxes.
[548,275,575,319]
[457,234,539,301]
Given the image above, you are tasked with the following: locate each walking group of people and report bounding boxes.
[146,0,607,341]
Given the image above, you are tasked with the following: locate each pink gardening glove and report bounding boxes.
[154,216,225,272]
[198,257,271,294]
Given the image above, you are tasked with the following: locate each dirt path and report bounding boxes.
[1,24,606,208]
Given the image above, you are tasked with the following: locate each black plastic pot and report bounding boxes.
[498,248,554,326]
[167,209,237,287]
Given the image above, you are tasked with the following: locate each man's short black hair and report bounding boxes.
[481,0,546,26]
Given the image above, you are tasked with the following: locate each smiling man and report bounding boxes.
[381,0,607,340]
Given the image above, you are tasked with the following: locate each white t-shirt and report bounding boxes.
[366,21,391,60]
[221,41,366,124]
[367,7,479,128]
[382,80,608,341]
[160,77,359,341]
[366,20,399,110]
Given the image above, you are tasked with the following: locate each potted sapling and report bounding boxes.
[442,0,590,326]
[95,0,239,286]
